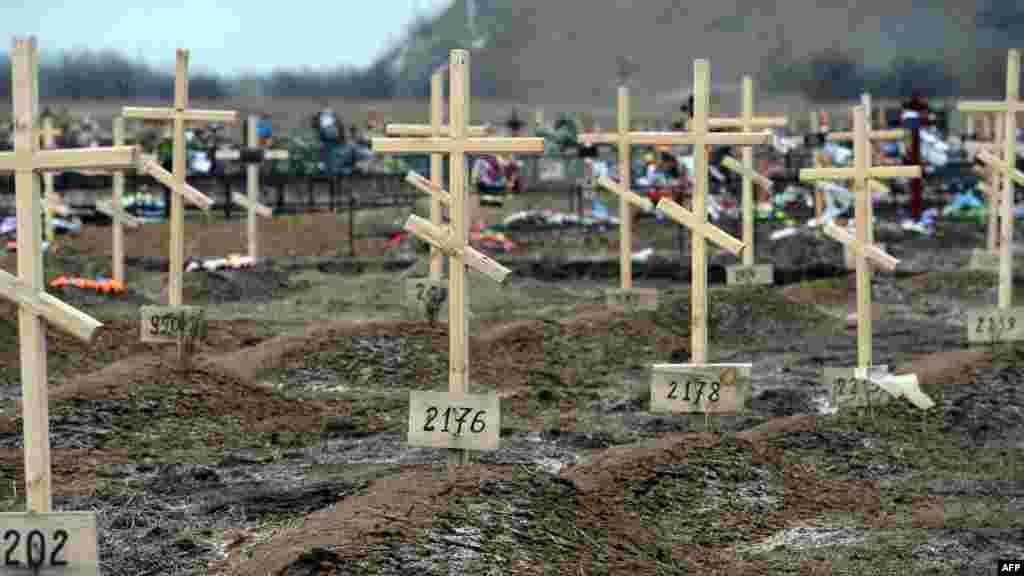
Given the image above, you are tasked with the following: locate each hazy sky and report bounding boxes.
[1,0,453,75]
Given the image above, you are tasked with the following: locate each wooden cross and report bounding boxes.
[708,75,787,282]
[213,115,285,259]
[0,37,139,517]
[386,65,489,280]
[959,49,1022,309]
[964,113,1007,259]
[100,117,141,286]
[373,50,544,467]
[123,49,237,307]
[827,94,905,271]
[39,117,64,243]
[800,106,921,367]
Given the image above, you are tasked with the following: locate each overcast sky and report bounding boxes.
[1,0,452,74]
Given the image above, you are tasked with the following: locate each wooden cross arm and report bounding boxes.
[371,137,545,155]
[957,100,1023,114]
[595,175,654,212]
[800,165,921,181]
[385,124,490,137]
[655,198,746,256]
[822,222,899,271]
[95,199,142,228]
[122,107,238,124]
[826,128,905,142]
[231,192,273,218]
[0,146,139,173]
[137,156,214,210]
[869,372,934,410]
[265,150,289,160]
[977,150,1024,186]
[708,116,788,129]
[581,131,772,147]
[721,156,774,188]
[0,269,102,342]
[405,171,451,206]
[868,179,891,195]
[404,215,511,284]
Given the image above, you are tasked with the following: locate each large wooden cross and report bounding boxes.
[0,37,138,518]
[214,115,285,259]
[708,75,787,282]
[373,49,544,467]
[386,65,488,280]
[800,105,921,366]
[959,49,1022,309]
[123,49,237,306]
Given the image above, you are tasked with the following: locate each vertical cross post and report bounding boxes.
[39,117,63,243]
[113,117,126,284]
[958,49,1023,308]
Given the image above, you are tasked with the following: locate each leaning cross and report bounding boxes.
[0,37,139,524]
[373,49,544,467]
[800,105,921,367]
[959,49,1023,310]
[386,64,489,280]
[709,75,787,282]
[123,48,237,307]
[214,115,286,259]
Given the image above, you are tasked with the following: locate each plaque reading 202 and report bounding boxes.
[3,528,68,568]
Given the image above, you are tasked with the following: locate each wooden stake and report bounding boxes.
[801,106,921,367]
[0,37,137,513]
[959,49,1022,309]
[373,50,543,468]
[39,117,63,243]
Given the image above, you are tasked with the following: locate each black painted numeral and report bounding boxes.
[4,529,20,566]
[423,407,438,431]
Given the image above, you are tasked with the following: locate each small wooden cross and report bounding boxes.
[386,64,489,279]
[38,117,64,243]
[214,115,286,259]
[123,49,237,308]
[0,37,138,516]
[800,105,921,367]
[373,49,544,467]
[963,113,1004,256]
[827,94,905,270]
[100,116,141,286]
[959,49,1022,309]
[709,75,787,282]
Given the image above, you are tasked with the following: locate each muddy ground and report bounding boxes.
[0,190,1022,575]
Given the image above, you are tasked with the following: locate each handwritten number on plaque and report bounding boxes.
[422,406,487,434]
[3,529,69,567]
[975,314,1016,335]
[667,378,721,403]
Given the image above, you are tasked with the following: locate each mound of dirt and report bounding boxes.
[180,263,301,304]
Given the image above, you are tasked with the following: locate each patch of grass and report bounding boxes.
[901,270,996,300]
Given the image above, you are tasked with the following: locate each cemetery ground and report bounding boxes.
[0,189,1021,575]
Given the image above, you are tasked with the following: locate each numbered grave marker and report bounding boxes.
[650,364,752,414]
[824,366,893,410]
[726,264,774,286]
[969,248,1002,272]
[0,512,98,575]
[139,306,205,344]
[404,277,449,322]
[407,391,499,451]
[605,287,659,311]
[967,307,1024,344]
